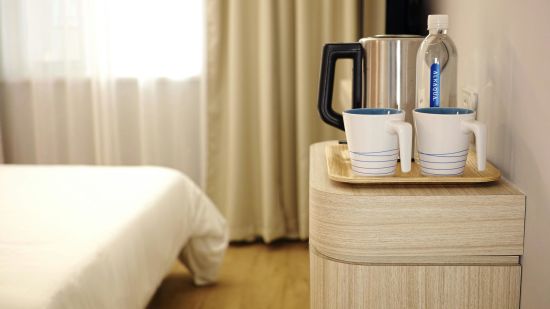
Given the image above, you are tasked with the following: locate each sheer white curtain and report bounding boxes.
[0,0,205,183]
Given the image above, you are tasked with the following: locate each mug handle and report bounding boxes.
[386,120,412,173]
[461,120,487,171]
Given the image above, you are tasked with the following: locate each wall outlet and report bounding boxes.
[461,87,479,112]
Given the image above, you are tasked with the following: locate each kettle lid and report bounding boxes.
[367,34,423,40]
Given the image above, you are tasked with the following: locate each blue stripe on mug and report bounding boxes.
[351,151,398,157]
[351,164,396,170]
[351,148,398,155]
[419,165,465,171]
[418,148,469,157]
[351,158,399,163]
[419,159,467,164]
[353,154,398,157]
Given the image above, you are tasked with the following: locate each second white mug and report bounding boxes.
[413,107,487,176]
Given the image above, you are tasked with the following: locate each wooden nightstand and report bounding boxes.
[309,141,525,309]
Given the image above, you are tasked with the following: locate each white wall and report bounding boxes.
[428,0,550,307]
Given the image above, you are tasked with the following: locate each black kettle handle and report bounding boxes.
[317,43,363,130]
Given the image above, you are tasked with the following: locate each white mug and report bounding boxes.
[413,107,487,176]
[343,108,412,176]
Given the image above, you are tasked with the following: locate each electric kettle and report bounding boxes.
[318,35,423,131]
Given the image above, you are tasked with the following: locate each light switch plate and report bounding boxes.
[462,87,479,112]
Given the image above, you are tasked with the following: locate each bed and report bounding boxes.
[0,165,228,308]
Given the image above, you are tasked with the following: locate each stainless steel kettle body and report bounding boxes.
[318,35,423,130]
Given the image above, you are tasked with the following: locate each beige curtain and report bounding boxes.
[206,0,384,242]
[0,125,4,163]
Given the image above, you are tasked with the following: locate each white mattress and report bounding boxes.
[0,165,228,309]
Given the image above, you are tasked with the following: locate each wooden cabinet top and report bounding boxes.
[309,141,526,260]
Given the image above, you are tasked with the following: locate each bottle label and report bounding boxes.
[430,62,440,107]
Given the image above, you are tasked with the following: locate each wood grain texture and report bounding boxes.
[312,247,519,265]
[311,141,524,197]
[310,249,521,309]
[326,143,501,184]
[310,190,525,257]
[310,141,526,258]
[148,242,309,309]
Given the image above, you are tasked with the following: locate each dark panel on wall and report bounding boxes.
[386,0,428,35]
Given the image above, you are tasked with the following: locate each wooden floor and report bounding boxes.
[147,241,310,309]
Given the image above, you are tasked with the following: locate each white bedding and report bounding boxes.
[0,165,228,309]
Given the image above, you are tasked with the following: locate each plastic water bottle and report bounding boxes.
[415,15,457,108]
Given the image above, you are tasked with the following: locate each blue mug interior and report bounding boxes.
[344,108,401,115]
[415,107,474,115]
